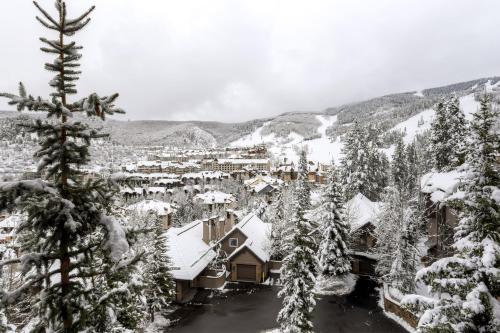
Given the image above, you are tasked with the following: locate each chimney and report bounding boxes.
[202,216,222,244]
[224,210,238,233]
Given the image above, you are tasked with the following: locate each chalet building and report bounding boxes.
[164,211,273,302]
[420,170,463,263]
[127,199,175,229]
[244,175,283,203]
[217,213,272,283]
[345,193,383,276]
[273,165,297,182]
[166,220,219,302]
[194,190,236,212]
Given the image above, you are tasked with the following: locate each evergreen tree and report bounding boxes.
[268,186,290,261]
[429,96,468,171]
[297,150,311,210]
[405,141,420,198]
[341,122,388,201]
[429,100,451,171]
[340,121,370,200]
[317,168,351,276]
[402,95,500,332]
[374,187,420,293]
[277,150,316,333]
[144,214,175,322]
[0,1,138,331]
[446,95,468,167]
[391,137,409,195]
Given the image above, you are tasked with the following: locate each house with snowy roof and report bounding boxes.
[164,210,274,302]
[244,175,282,203]
[166,220,220,302]
[127,199,175,229]
[420,170,464,261]
[216,213,272,283]
[194,190,236,212]
[345,193,383,275]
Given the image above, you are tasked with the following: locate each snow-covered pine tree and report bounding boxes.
[341,122,388,201]
[429,100,451,171]
[446,95,468,167]
[317,167,351,276]
[402,94,500,332]
[144,213,175,322]
[340,121,370,200]
[391,136,409,196]
[0,1,138,330]
[429,96,467,172]
[277,149,317,333]
[374,187,420,293]
[297,150,311,210]
[405,141,420,199]
[267,185,291,260]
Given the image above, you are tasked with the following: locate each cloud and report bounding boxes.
[0,0,499,122]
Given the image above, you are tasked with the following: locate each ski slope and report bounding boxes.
[231,115,344,165]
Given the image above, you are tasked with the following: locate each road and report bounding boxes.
[167,277,407,333]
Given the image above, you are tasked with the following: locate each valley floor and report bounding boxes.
[166,277,407,333]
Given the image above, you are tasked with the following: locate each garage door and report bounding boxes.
[237,264,256,282]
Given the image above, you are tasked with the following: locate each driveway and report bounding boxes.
[167,278,407,333]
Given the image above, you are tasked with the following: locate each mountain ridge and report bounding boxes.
[1,76,499,148]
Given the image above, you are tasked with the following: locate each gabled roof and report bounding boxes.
[345,193,382,231]
[195,190,235,205]
[221,213,272,262]
[166,220,217,280]
[127,199,173,216]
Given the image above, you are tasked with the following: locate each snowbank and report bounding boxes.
[314,273,358,296]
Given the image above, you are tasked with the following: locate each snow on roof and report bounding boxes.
[182,171,229,179]
[120,187,143,195]
[195,190,235,205]
[127,199,173,215]
[0,214,21,229]
[146,187,166,194]
[225,213,272,262]
[421,170,465,203]
[216,158,269,165]
[244,175,283,188]
[166,220,217,280]
[154,178,181,185]
[253,182,275,194]
[345,193,382,231]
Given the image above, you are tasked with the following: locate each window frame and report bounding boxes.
[229,238,238,248]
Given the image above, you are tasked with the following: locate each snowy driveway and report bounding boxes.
[167,278,407,333]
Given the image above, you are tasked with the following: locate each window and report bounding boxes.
[229,238,238,247]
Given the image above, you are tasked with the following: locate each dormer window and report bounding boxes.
[229,238,238,247]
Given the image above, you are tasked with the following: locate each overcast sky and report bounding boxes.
[1,0,499,122]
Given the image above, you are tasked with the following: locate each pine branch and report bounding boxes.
[33,1,60,28]
[66,6,95,26]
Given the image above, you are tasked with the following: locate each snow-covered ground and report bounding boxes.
[231,115,344,165]
[315,273,358,296]
[305,115,344,165]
